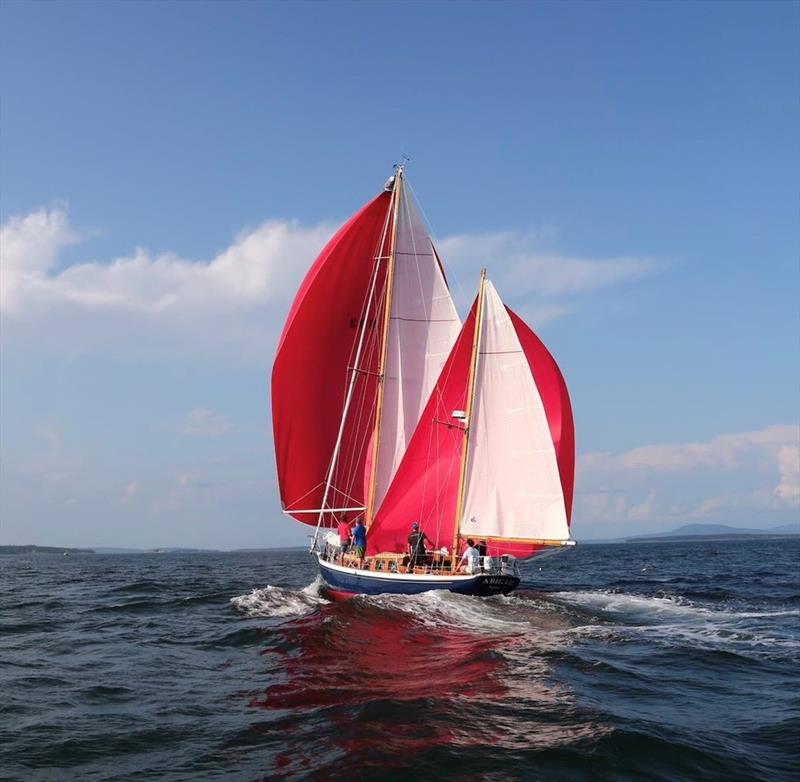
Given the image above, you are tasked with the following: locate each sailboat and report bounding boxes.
[272,168,575,598]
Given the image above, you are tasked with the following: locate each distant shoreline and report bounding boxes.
[2,536,798,555]
[581,533,800,545]
[0,545,309,555]
[0,545,97,555]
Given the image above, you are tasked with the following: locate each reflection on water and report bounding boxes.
[246,589,612,778]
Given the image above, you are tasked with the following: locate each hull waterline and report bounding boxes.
[316,554,520,598]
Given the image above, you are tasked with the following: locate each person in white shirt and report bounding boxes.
[458,539,481,575]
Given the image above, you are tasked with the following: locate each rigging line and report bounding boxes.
[285,481,326,508]
[405,177,469,323]
[342,202,395,376]
[376,184,435,516]
[311,193,395,549]
[331,312,376,509]
[334,213,395,513]
[336,364,370,503]
[338,277,385,496]
[338,339,382,517]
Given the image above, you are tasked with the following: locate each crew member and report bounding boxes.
[458,539,481,575]
[351,517,367,567]
[407,522,432,571]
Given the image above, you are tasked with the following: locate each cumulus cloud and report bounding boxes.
[1,206,333,316]
[577,425,800,526]
[439,230,657,298]
[1,205,658,360]
[582,425,798,477]
[1,205,334,361]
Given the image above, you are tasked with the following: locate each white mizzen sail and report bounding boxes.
[370,180,461,514]
[460,280,570,542]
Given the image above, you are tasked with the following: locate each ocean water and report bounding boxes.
[1,539,798,782]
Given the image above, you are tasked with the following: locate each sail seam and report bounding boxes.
[389,316,458,323]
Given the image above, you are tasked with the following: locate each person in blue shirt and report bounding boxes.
[351,517,367,566]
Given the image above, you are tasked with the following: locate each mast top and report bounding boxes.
[384,156,410,191]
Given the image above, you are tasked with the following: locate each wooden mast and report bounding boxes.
[451,268,487,570]
[309,179,395,550]
[365,167,402,529]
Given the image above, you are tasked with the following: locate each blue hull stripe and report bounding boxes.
[317,557,519,597]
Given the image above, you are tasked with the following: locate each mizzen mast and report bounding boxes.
[451,268,488,568]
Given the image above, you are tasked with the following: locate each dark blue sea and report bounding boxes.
[1,538,798,781]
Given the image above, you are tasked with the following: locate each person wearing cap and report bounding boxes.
[407,522,432,571]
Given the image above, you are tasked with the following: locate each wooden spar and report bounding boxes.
[365,169,402,529]
[451,268,487,571]
[309,184,395,550]
[480,536,575,546]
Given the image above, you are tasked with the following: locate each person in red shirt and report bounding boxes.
[337,515,352,563]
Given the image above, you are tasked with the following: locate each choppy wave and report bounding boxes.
[1,540,798,781]
[230,576,329,618]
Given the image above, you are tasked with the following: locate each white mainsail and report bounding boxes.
[370,181,461,513]
[459,280,570,542]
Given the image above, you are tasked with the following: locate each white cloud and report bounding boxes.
[581,425,799,477]
[580,491,627,519]
[181,408,234,438]
[577,425,800,528]
[1,205,334,361]
[1,205,658,360]
[0,206,79,312]
[775,444,800,503]
[628,491,656,520]
[439,230,657,298]
[1,206,333,317]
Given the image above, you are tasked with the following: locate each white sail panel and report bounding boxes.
[372,183,461,513]
[460,281,569,542]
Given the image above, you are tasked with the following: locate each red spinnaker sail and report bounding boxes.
[367,303,477,555]
[272,192,391,524]
[508,307,575,523]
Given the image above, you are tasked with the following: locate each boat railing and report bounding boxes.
[313,538,520,578]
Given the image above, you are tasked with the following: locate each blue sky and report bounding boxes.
[1,0,798,548]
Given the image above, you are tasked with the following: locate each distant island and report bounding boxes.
[584,523,800,544]
[0,545,96,555]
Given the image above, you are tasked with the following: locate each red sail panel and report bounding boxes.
[507,307,575,524]
[272,192,391,524]
[367,303,477,555]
